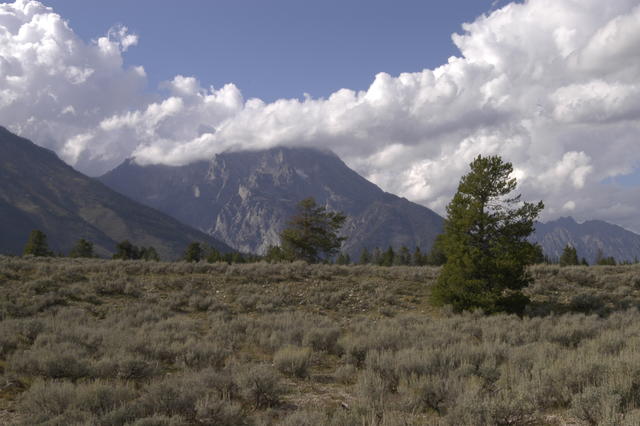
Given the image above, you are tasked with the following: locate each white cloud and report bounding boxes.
[2,0,640,232]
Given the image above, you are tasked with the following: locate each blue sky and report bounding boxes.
[44,0,507,101]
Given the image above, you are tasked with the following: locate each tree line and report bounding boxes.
[20,231,258,264]
[16,154,639,315]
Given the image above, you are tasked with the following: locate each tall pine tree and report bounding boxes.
[431,155,543,313]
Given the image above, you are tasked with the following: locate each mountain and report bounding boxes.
[0,127,230,259]
[532,217,640,264]
[100,147,445,257]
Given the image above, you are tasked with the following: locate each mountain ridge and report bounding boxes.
[100,147,445,257]
[101,148,640,263]
[532,216,640,264]
[0,126,230,259]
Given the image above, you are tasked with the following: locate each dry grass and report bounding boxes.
[1,256,640,425]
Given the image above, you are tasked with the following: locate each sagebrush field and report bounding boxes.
[1,256,640,425]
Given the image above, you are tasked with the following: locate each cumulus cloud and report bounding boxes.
[1,0,640,232]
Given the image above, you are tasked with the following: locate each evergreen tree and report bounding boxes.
[140,246,159,261]
[23,229,53,257]
[336,252,351,265]
[184,242,203,262]
[412,247,425,266]
[559,244,579,266]
[381,246,395,267]
[280,197,347,263]
[425,235,447,266]
[396,246,411,266]
[431,155,544,314]
[69,238,93,258]
[207,247,224,263]
[597,256,616,266]
[372,247,382,266]
[359,247,371,265]
[113,240,140,260]
[264,245,286,263]
[530,244,545,264]
[221,252,245,264]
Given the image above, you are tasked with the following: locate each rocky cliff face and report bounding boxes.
[532,217,640,263]
[100,147,445,256]
[0,127,230,259]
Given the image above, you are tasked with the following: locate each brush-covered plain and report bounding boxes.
[1,257,640,425]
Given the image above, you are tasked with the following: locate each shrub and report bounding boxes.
[137,375,199,419]
[279,409,328,425]
[194,396,244,425]
[397,374,455,415]
[334,364,357,384]
[236,364,282,409]
[18,380,77,423]
[355,368,388,417]
[9,344,91,380]
[273,345,312,378]
[130,415,187,426]
[571,386,622,426]
[18,380,136,424]
[303,326,341,354]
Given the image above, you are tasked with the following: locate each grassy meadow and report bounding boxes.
[1,256,640,425]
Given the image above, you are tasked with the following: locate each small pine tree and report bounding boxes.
[207,247,223,263]
[336,252,351,265]
[222,252,245,264]
[396,246,411,266]
[280,197,347,263]
[412,247,425,266]
[597,256,616,266]
[140,246,159,261]
[559,244,579,266]
[359,247,371,265]
[69,239,93,258]
[380,246,395,267]
[530,244,545,264]
[372,247,382,265]
[113,240,140,260]
[264,246,286,263]
[23,230,53,257]
[184,242,203,262]
[425,235,447,266]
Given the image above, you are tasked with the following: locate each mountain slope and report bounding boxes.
[532,217,640,263]
[100,147,445,256]
[0,127,230,259]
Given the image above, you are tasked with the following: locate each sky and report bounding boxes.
[1,0,640,232]
[41,0,508,102]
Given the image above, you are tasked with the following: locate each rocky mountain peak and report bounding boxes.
[100,146,444,256]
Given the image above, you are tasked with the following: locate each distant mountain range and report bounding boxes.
[100,147,444,257]
[101,147,640,263]
[3,125,640,264]
[532,217,640,264]
[0,127,230,259]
